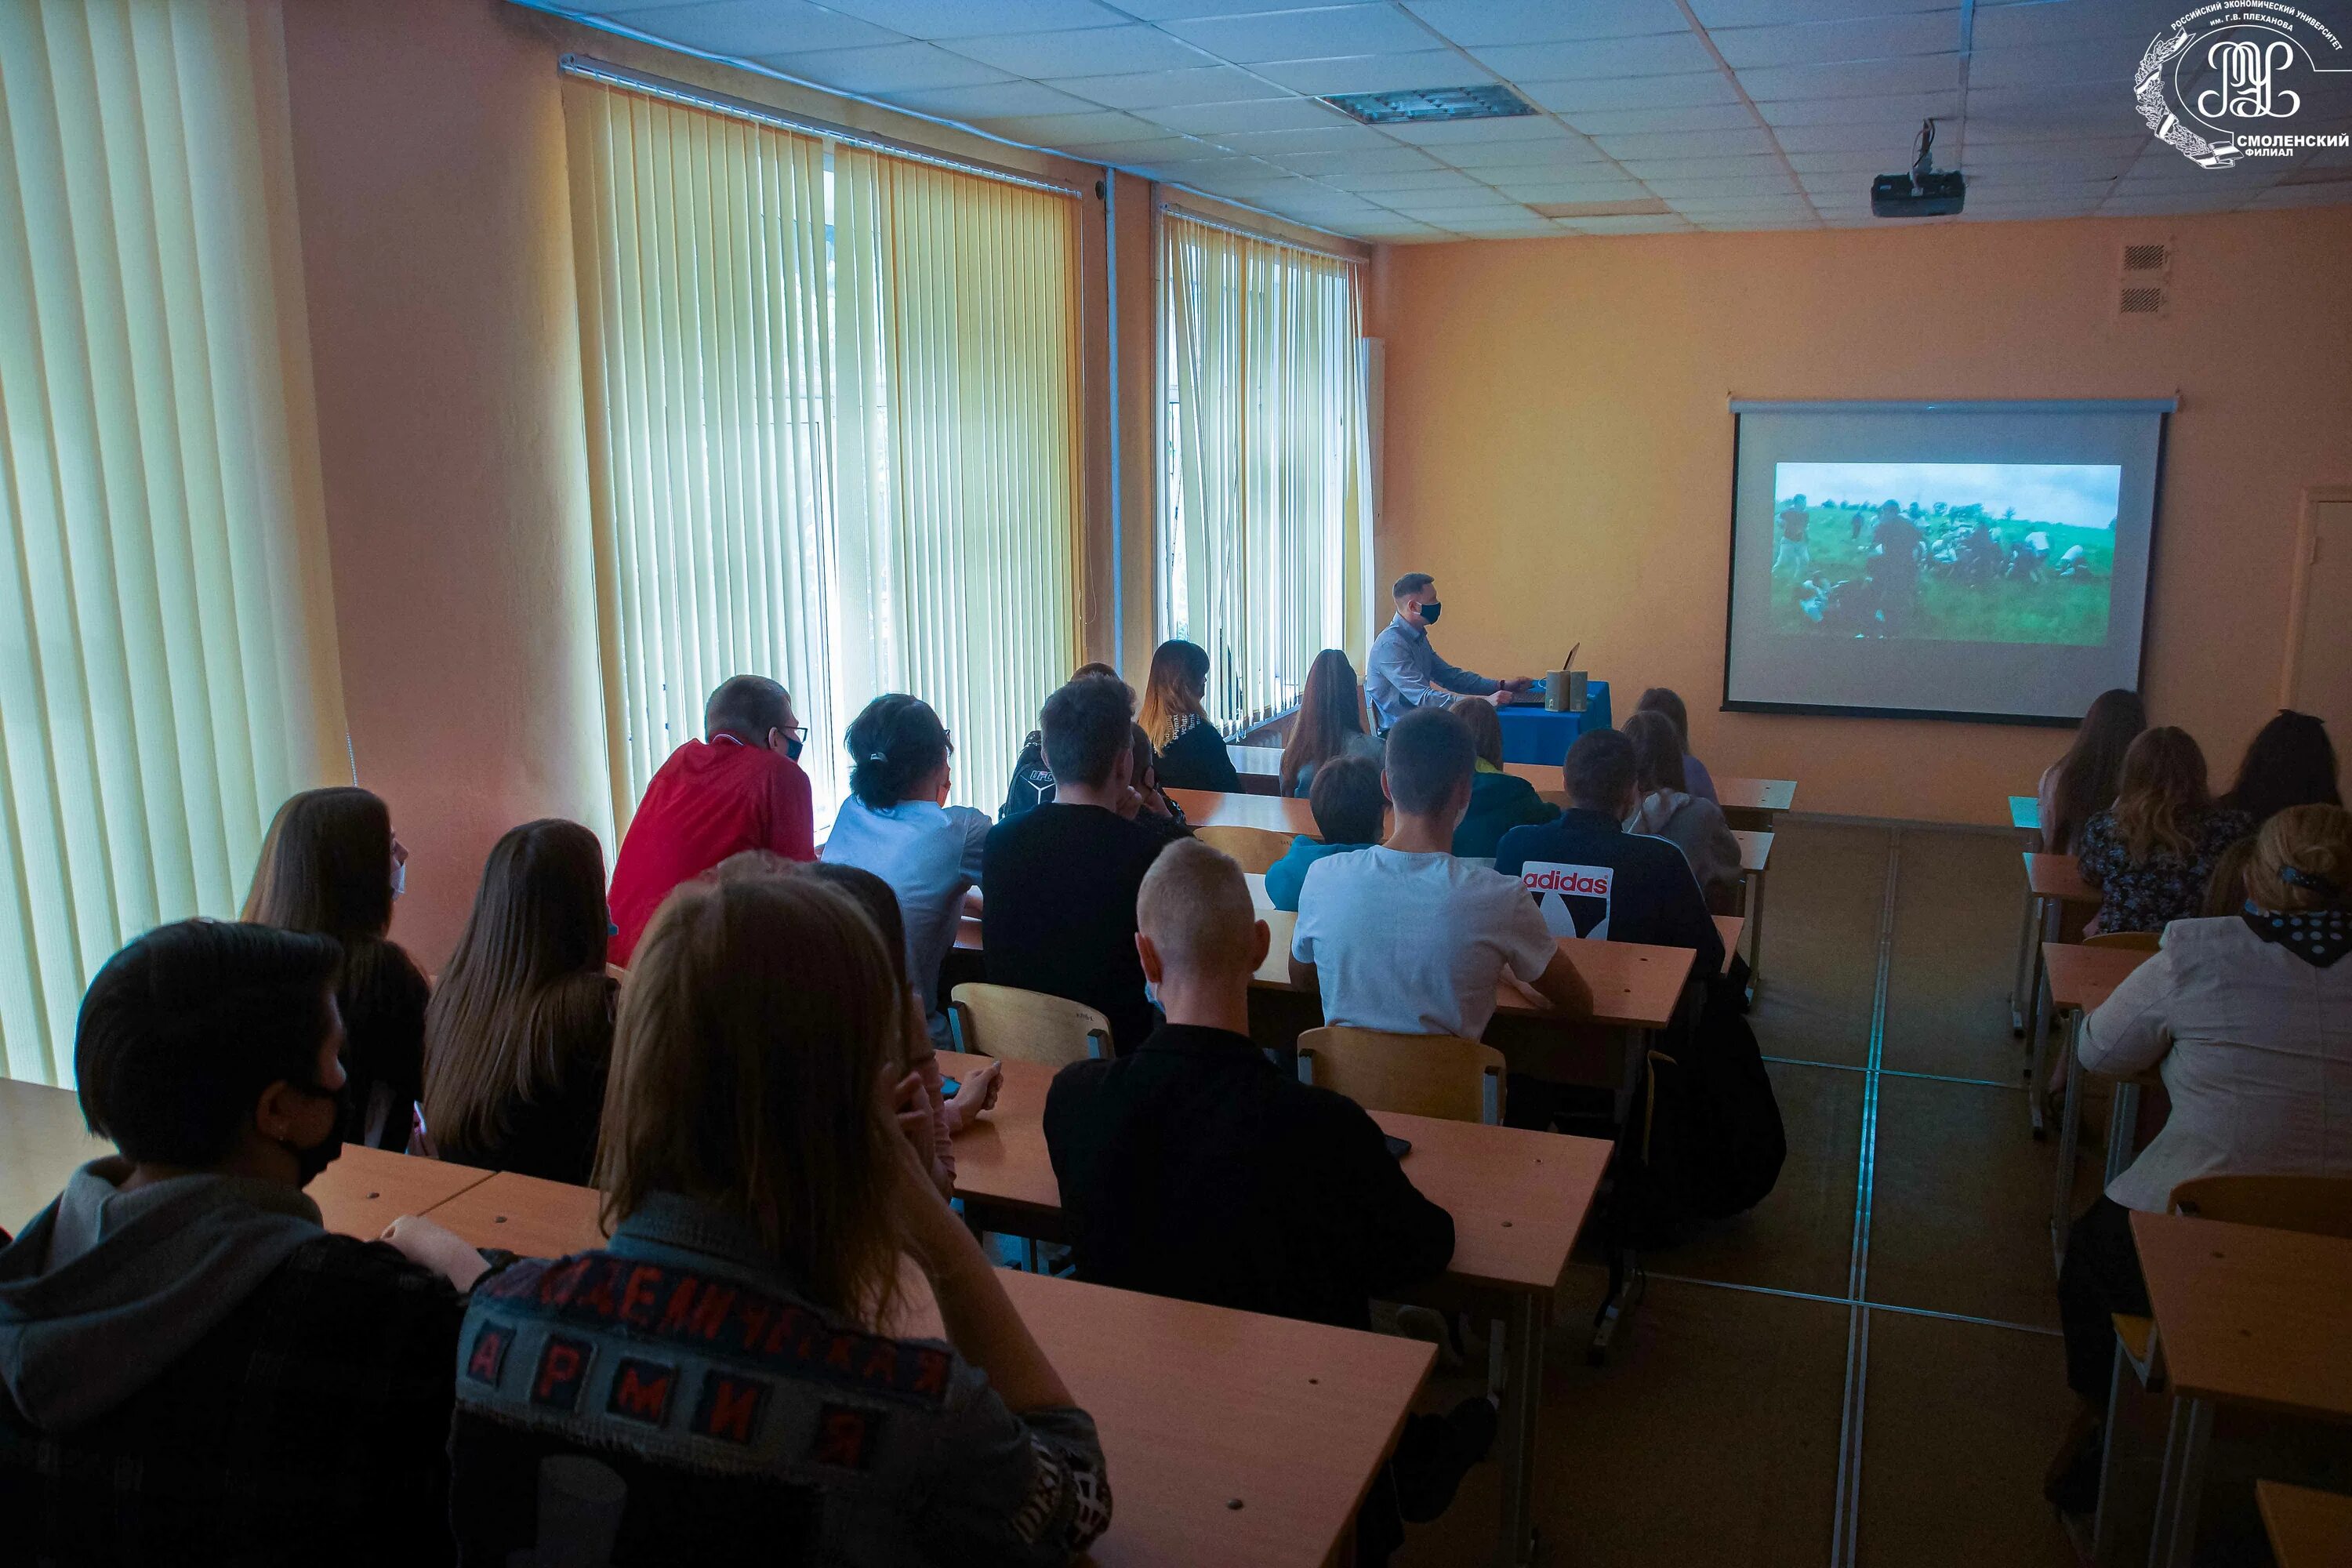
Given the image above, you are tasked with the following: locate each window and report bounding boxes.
[0,0,347,1084]
[561,71,1083,830]
[1160,211,1374,734]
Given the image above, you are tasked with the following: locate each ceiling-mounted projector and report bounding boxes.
[1872,118,1965,217]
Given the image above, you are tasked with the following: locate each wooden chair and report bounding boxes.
[1295,1026,1505,1125]
[946,983,1109,1069]
[1193,824,1294,876]
[2085,931,2163,952]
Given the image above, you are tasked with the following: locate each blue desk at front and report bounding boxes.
[1494,680,1611,767]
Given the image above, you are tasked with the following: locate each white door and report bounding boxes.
[2287,499,2351,735]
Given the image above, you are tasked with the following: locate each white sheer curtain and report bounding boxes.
[0,0,346,1085]
[563,73,1083,830]
[1161,211,1374,734]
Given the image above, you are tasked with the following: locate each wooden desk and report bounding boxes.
[1226,743,1285,797]
[1255,906,1695,1034]
[0,1077,107,1234]
[1171,788,1319,838]
[2133,1214,2352,1568]
[420,1165,1435,1568]
[2259,1480,2352,1568]
[2042,942,2158,1269]
[935,1050,1609,1566]
[307,1144,497,1240]
[1499,767,1794,824]
[2022,853,2103,1137]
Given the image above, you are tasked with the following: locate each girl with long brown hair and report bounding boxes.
[1137,638,1239,791]
[242,786,426,1151]
[1623,709,1743,909]
[422,818,616,1183]
[444,869,1111,1563]
[2074,727,2253,934]
[1279,647,1381,797]
[2036,688,2147,854]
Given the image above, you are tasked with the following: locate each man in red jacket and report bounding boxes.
[607,675,815,964]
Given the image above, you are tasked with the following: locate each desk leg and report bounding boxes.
[1747,869,1768,996]
[1496,1292,1546,1566]
[2027,899,2057,1138]
[2051,1007,2084,1276]
[2147,1396,2212,1568]
[2010,884,2037,1036]
[2105,1081,2143,1189]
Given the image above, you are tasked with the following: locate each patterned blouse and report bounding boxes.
[2075,805,2255,934]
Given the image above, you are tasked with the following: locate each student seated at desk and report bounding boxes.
[1452,699,1557,859]
[2075,727,2253,935]
[0,920,497,1566]
[1265,753,1384,911]
[984,673,1172,1052]
[1044,840,1489,1563]
[606,674,815,964]
[2218,707,2341,824]
[1127,723,1195,849]
[2045,806,2352,1517]
[1000,661,1120,822]
[822,693,991,1046]
[2037,687,2147,855]
[424,819,617,1185]
[1631,687,1718,806]
[1622,710,1744,913]
[1279,647,1383,798]
[244,786,428,1152]
[1495,728,1725,974]
[1290,707,1589,1037]
[447,872,1109,1566]
[1139,638,1241,792]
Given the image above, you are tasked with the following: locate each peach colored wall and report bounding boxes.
[1368,209,2352,825]
[281,0,607,967]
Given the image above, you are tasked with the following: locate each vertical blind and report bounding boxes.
[1161,212,1374,735]
[562,74,1082,831]
[0,0,346,1086]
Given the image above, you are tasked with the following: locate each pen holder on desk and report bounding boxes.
[1544,670,1587,714]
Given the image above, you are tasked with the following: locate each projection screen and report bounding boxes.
[1723,398,2172,725]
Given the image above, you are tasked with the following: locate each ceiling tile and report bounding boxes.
[754,42,1012,93]
[1163,5,1438,62]
[1783,149,1906,172]
[1249,51,1497,96]
[1045,65,1292,110]
[1208,124,1397,152]
[1382,112,1582,145]
[1142,96,1357,134]
[1428,136,1612,172]
[817,0,1132,38]
[1403,0,1690,46]
[1735,54,1961,101]
[883,79,1104,117]
[1329,167,1497,193]
[599,0,907,54]
[1615,152,1789,179]
[1690,0,1955,24]
[945,24,1213,76]
[1430,212,1561,232]
[1104,0,1308,15]
[1520,73,1740,113]
[1565,103,1760,136]
[1640,173,1800,198]
[1711,10,1961,70]
[1959,132,2145,161]
[1265,145,1446,174]
[1080,133,1221,162]
[2249,182,2352,208]
[970,108,1175,147]
[1556,213,1697,232]
[1963,83,2145,136]
[1966,40,2141,90]
[1755,89,1959,127]
[1768,119,1925,153]
[1591,126,1777,159]
[1488,173,1651,201]
[1468,32,1717,80]
[1973,0,2192,50]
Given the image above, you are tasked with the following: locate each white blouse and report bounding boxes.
[2079,913,2352,1213]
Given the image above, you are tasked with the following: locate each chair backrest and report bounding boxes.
[2169,1174,2352,1239]
[2085,930,2162,951]
[1193,824,1293,876]
[1296,1025,1504,1124]
[947,982,1110,1068]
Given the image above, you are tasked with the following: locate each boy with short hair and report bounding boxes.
[1290,708,1589,1036]
[0,920,496,1565]
[1263,752,1385,911]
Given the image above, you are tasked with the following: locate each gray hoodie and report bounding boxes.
[1626,788,1743,905]
[0,1158,324,1431]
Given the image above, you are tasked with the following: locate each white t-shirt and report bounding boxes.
[1291,846,1559,1039]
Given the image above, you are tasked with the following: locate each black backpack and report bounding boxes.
[1624,979,1787,1245]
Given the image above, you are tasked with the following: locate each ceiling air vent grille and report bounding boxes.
[2115,238,2172,321]
[1322,85,1534,125]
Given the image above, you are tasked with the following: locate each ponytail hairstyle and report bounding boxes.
[2245,804,2352,913]
[1138,639,1211,751]
[2111,726,2212,860]
[844,694,951,810]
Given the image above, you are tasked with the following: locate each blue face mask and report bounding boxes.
[784,734,804,762]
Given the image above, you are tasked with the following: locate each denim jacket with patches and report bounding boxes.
[448,1192,1109,1566]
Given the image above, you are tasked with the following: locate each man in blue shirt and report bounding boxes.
[1364,572,1534,731]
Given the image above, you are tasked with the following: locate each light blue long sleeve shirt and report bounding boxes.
[822,796,989,1037]
[1364,613,1497,730]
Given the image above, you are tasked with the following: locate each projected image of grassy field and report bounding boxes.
[1765,462,2121,646]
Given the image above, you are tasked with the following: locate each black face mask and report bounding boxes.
[783,734,804,762]
[1419,601,1442,626]
[283,1082,347,1187]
